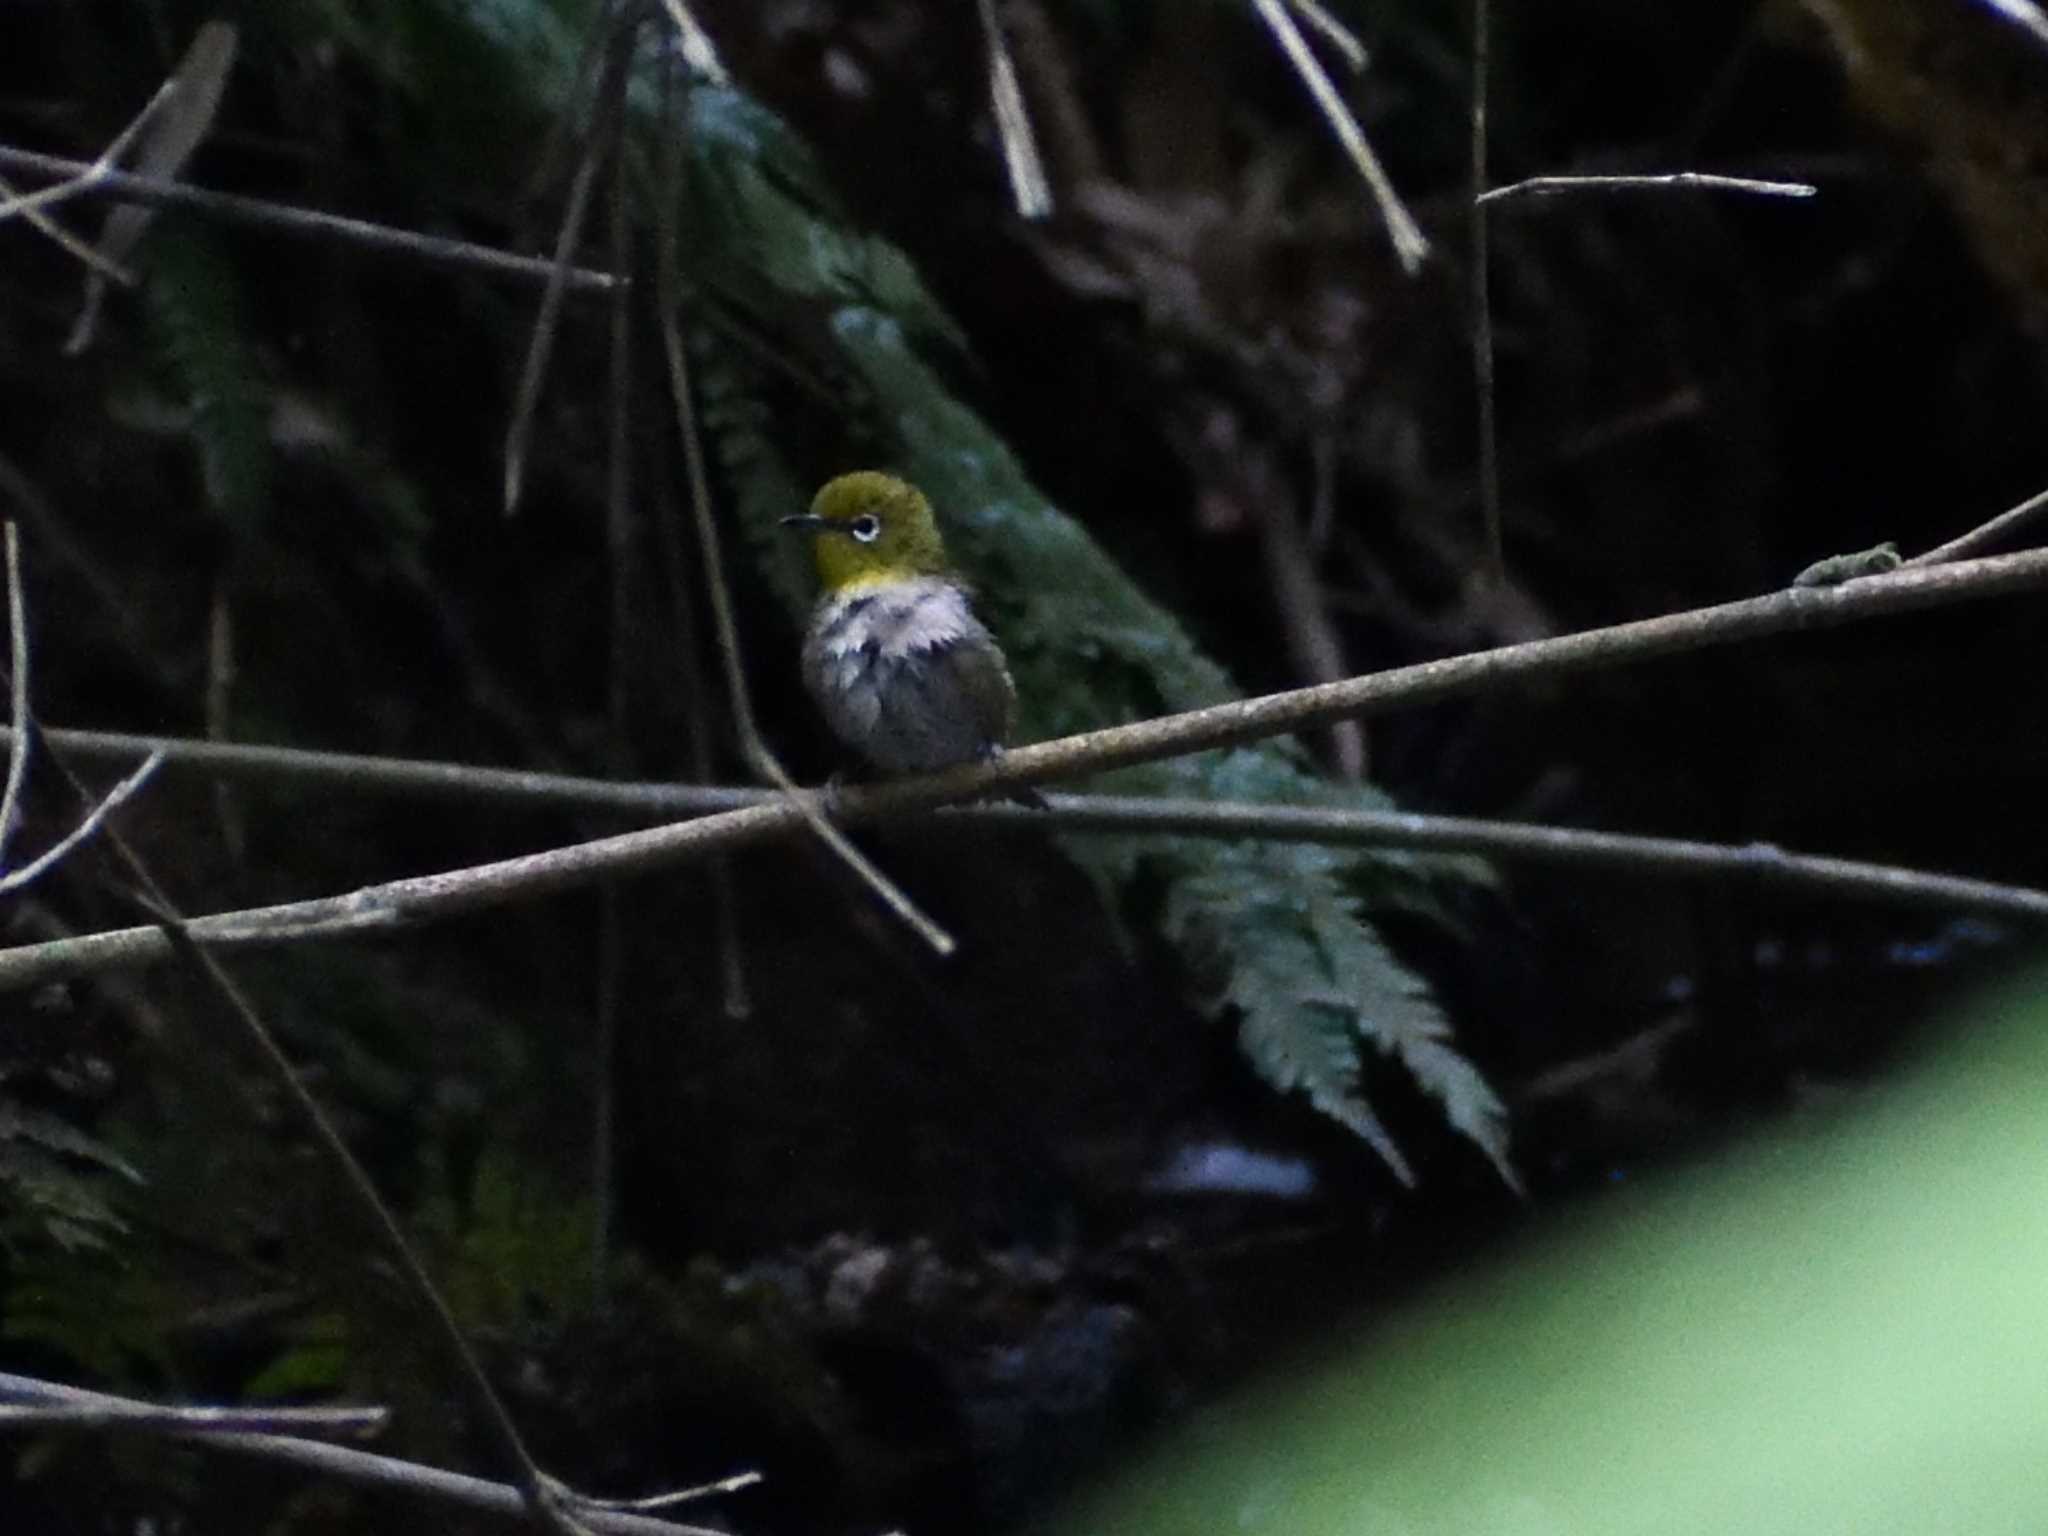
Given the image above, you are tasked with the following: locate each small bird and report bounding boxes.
[782,471,1043,803]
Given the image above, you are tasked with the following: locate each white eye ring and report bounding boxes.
[850,515,881,543]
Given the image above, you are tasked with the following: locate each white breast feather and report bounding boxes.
[802,578,1013,772]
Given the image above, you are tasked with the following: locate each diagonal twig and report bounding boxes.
[0,143,624,292]
[0,171,137,286]
[651,76,956,956]
[27,726,591,1536]
[1903,480,2048,568]
[591,116,637,1299]
[568,1472,763,1514]
[124,887,591,1536]
[0,748,164,895]
[0,525,28,868]
[0,1399,385,1438]
[975,0,1054,219]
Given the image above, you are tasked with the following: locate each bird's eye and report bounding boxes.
[850,515,882,543]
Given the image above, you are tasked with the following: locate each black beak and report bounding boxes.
[780,514,832,533]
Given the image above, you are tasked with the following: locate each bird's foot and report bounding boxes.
[978,744,1050,809]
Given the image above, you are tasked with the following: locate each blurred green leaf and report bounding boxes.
[1044,969,2048,1536]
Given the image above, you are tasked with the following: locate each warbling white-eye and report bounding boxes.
[782,472,1042,801]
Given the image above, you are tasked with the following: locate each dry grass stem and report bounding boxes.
[977,0,1055,219]
[658,0,731,83]
[1249,0,1428,272]
[1286,0,1369,71]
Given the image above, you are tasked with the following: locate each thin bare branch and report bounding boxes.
[0,68,190,287]
[0,144,624,292]
[1903,481,2048,568]
[3,761,2044,986]
[1252,486,1366,778]
[1249,0,1427,272]
[0,1371,726,1536]
[0,726,758,812]
[9,548,2048,990]
[0,748,164,895]
[1478,171,1818,205]
[652,105,956,956]
[505,20,631,515]
[569,1472,764,1513]
[0,525,27,868]
[10,725,2048,921]
[976,0,1054,219]
[26,726,583,1536]
[0,1400,385,1438]
[1011,798,2048,917]
[1469,0,1502,584]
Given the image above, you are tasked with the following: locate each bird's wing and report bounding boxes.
[920,629,1018,749]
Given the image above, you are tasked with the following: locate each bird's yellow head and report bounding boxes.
[781,471,950,594]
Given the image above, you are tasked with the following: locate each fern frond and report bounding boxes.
[0,1101,140,1253]
[0,1101,143,1185]
[142,228,273,531]
[669,84,1513,1187]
